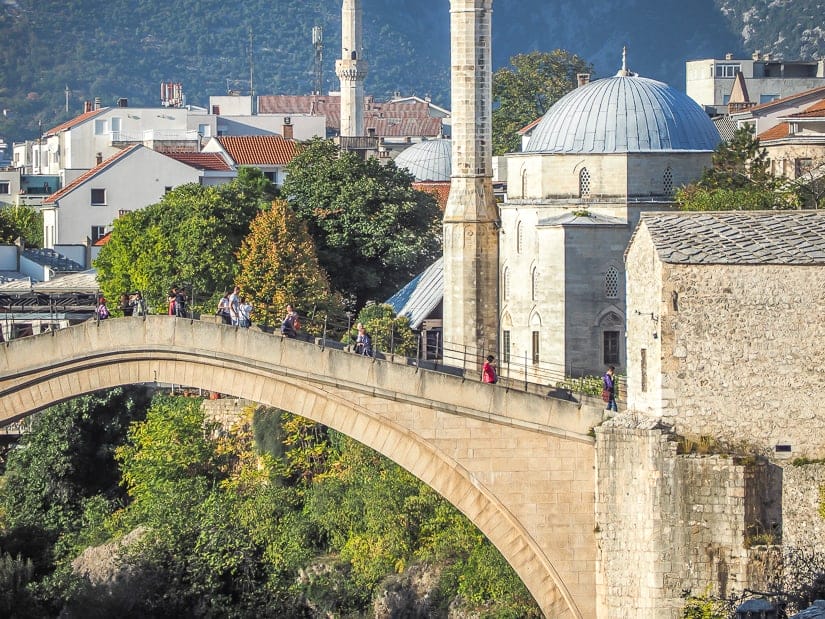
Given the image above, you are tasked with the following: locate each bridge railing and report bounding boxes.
[9,304,621,408]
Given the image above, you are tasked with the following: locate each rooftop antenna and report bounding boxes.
[313,25,323,95]
[249,28,255,114]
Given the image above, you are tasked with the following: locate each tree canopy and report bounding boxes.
[492,50,594,155]
[93,168,274,311]
[282,138,442,309]
[0,205,42,247]
[236,199,340,326]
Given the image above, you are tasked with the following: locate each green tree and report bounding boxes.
[0,205,43,247]
[236,199,340,327]
[94,168,274,312]
[282,138,442,309]
[492,50,594,155]
[344,303,418,356]
[677,125,796,211]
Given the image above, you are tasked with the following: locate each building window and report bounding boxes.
[90,188,106,205]
[502,330,511,364]
[0,182,9,194]
[714,63,740,78]
[604,266,619,298]
[663,166,673,195]
[759,94,779,104]
[795,158,813,178]
[531,267,538,301]
[604,331,620,365]
[579,167,591,198]
[164,186,173,194]
[516,221,523,254]
[91,226,106,243]
[94,119,107,135]
[503,267,510,300]
[640,348,647,392]
[531,331,540,364]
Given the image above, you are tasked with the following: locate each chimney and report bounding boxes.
[577,73,591,87]
[725,52,733,60]
[282,122,294,140]
[117,98,128,107]
[95,152,102,165]
[94,97,101,110]
[84,101,92,113]
[763,53,771,61]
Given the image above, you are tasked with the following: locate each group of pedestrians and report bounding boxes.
[217,287,253,328]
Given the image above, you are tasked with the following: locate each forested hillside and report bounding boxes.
[0,0,822,142]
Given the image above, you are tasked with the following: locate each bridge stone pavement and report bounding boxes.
[0,317,606,618]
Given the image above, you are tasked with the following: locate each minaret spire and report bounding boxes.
[336,0,368,137]
[443,0,499,368]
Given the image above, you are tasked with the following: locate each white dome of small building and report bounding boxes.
[525,74,720,154]
[394,138,451,181]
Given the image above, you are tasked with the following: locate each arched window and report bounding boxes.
[516,221,523,254]
[663,166,673,195]
[604,266,619,298]
[503,267,510,300]
[531,266,538,301]
[579,167,591,198]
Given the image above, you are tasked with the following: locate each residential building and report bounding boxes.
[686,53,825,115]
[40,145,203,247]
[201,135,298,187]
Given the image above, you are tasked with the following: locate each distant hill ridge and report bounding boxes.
[0,0,821,141]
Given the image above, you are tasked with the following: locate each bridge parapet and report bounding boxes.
[0,317,603,618]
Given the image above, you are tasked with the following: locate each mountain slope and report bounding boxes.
[0,0,821,142]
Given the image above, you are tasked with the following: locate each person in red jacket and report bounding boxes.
[482,355,497,384]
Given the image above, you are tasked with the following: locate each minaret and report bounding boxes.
[444,0,498,367]
[335,0,367,137]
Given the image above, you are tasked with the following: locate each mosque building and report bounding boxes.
[500,55,720,379]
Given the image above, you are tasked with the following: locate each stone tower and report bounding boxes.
[443,0,499,366]
[335,0,367,137]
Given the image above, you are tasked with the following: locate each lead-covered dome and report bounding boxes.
[394,138,451,181]
[525,74,720,154]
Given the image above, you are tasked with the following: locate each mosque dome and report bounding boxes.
[394,138,451,181]
[524,73,720,154]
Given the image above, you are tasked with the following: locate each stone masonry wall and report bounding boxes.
[782,463,825,557]
[596,417,781,619]
[658,263,825,458]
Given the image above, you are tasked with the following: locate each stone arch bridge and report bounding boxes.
[0,317,604,618]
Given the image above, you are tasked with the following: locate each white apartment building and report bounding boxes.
[686,53,825,114]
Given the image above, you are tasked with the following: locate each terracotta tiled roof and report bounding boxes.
[257,95,445,137]
[413,181,451,211]
[164,151,232,171]
[746,85,825,113]
[93,232,111,246]
[518,116,543,135]
[45,108,108,136]
[786,98,825,119]
[44,145,140,204]
[216,135,298,165]
[758,122,790,141]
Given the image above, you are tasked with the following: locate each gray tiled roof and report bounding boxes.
[538,212,627,226]
[638,211,825,265]
[22,248,84,272]
[713,114,738,141]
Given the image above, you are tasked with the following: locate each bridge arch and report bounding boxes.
[0,317,602,618]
